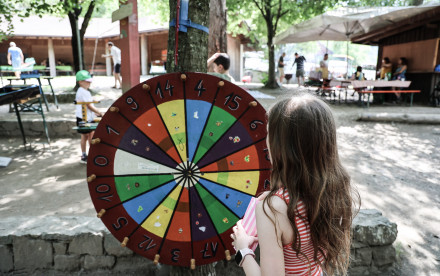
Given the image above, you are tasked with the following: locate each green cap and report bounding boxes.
[76,70,93,82]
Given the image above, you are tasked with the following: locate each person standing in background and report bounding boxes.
[278,52,286,83]
[292,53,306,86]
[319,53,330,88]
[320,53,329,80]
[102,42,122,89]
[7,42,24,78]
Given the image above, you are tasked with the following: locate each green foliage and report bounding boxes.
[0,0,60,41]
[139,0,169,24]
[93,0,169,25]
[227,0,340,88]
[227,0,415,88]
[227,0,339,44]
[0,0,17,41]
[0,0,108,41]
[227,0,417,45]
[93,0,120,18]
[261,72,269,85]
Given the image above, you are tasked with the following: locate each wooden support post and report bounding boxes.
[48,38,56,77]
[141,35,148,75]
[105,39,112,76]
[239,44,244,82]
[118,0,140,92]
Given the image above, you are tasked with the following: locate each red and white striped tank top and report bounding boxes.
[274,188,324,275]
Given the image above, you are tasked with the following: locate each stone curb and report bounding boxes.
[0,210,398,275]
[358,112,440,124]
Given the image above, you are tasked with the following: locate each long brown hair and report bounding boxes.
[264,94,359,275]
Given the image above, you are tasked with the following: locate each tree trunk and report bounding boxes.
[208,0,227,57]
[166,0,209,72]
[264,17,279,88]
[166,0,215,274]
[67,12,82,73]
[66,1,95,73]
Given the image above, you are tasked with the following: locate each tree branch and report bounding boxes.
[274,0,288,35]
[251,0,266,17]
[80,0,95,38]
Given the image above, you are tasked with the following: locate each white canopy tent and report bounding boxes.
[274,4,439,45]
[273,4,439,76]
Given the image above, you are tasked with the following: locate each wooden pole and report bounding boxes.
[119,0,140,92]
[48,38,56,77]
[140,35,148,75]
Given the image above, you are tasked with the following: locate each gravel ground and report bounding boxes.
[1,79,439,275]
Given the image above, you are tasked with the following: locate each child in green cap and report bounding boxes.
[75,70,102,164]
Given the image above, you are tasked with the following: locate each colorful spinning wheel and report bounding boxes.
[86,72,271,268]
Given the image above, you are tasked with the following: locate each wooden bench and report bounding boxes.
[319,86,338,102]
[359,90,421,108]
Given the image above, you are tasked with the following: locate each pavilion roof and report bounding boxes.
[351,5,440,45]
[4,16,168,39]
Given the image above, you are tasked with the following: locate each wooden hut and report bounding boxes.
[352,6,440,103]
[0,16,168,77]
[1,16,250,81]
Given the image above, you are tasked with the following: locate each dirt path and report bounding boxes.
[334,107,440,275]
[1,84,439,275]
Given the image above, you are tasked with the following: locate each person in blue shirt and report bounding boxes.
[392,57,408,101]
[7,42,24,78]
[392,57,407,81]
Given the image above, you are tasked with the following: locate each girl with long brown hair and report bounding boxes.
[231,94,359,275]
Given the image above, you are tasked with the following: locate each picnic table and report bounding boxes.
[6,74,58,111]
[329,79,420,107]
[350,80,411,89]
[329,79,411,89]
[0,85,50,146]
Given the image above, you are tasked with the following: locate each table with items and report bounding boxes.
[329,79,419,107]
[0,84,50,146]
[6,74,58,111]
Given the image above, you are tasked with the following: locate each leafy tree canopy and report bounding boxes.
[227,0,426,46]
[93,0,169,25]
[0,0,170,42]
[227,0,340,44]
[0,0,59,41]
